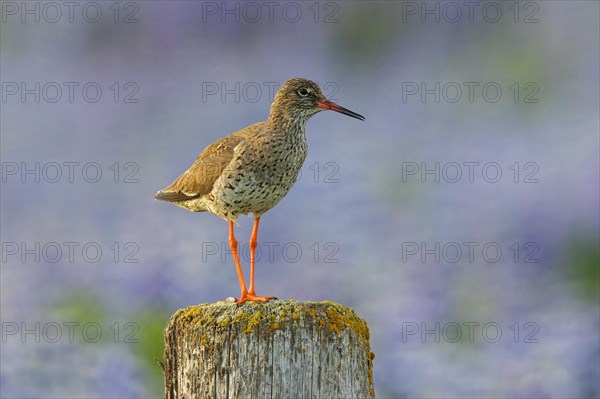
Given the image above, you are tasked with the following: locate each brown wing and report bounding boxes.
[155,135,245,202]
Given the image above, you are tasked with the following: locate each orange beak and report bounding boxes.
[317,99,365,121]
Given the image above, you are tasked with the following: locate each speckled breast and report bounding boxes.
[207,134,308,220]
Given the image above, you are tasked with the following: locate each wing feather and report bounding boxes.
[155,135,244,202]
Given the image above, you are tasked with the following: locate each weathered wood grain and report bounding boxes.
[163,300,375,399]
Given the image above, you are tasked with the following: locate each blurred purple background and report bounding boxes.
[1,1,598,398]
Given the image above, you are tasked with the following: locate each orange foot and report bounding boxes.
[236,291,277,304]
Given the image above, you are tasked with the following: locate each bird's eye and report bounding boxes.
[297,88,309,97]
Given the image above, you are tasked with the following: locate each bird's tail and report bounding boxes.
[154,190,198,202]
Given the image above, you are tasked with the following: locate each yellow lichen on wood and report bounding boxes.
[163,300,375,398]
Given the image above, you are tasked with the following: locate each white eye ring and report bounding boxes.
[297,88,309,97]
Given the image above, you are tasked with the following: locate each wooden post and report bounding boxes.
[163,300,375,398]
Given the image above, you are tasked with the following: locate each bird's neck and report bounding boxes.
[267,112,309,139]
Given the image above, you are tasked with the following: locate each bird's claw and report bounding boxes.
[235,292,277,304]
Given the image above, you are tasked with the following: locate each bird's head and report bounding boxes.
[269,78,365,125]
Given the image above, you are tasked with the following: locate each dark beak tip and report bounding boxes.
[341,109,366,121]
[317,99,364,121]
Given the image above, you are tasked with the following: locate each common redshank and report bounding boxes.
[155,78,364,304]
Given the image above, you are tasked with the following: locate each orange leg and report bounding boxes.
[228,220,247,298]
[236,217,276,304]
[248,217,260,295]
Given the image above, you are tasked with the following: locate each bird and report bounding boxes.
[155,78,365,304]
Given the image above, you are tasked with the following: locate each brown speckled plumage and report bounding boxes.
[155,78,364,303]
